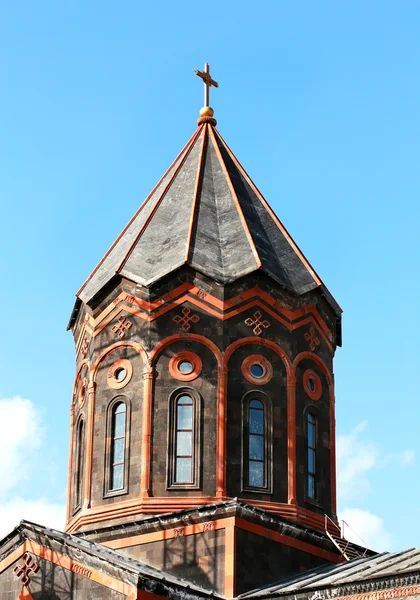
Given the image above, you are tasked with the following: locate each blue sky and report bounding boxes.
[0,1,419,550]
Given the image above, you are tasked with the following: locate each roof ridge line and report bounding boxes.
[213,128,330,288]
[117,125,204,274]
[209,126,262,270]
[76,127,202,298]
[185,123,208,263]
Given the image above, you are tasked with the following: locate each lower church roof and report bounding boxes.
[0,519,220,599]
[241,548,420,599]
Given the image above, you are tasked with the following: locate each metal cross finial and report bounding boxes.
[194,62,219,107]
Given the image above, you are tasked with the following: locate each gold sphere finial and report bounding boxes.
[200,106,214,118]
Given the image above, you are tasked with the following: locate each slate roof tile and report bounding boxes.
[76,120,339,315]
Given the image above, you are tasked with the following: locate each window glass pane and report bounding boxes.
[308,448,315,473]
[177,431,192,456]
[177,404,192,430]
[113,437,125,464]
[250,399,263,409]
[178,395,193,405]
[179,361,193,374]
[308,474,315,499]
[250,364,264,378]
[114,411,126,437]
[308,422,314,448]
[115,368,127,382]
[249,434,264,460]
[114,402,125,414]
[176,457,192,482]
[249,408,264,434]
[249,461,264,487]
[111,463,124,490]
[308,412,315,425]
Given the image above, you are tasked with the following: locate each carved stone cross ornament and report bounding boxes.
[304,326,320,351]
[14,553,39,586]
[245,311,271,336]
[173,307,200,332]
[111,315,133,339]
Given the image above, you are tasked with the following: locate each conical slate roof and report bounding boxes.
[77,118,333,306]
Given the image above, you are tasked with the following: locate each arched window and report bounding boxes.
[243,396,272,492]
[75,419,84,509]
[175,394,194,483]
[168,390,200,489]
[110,402,127,491]
[307,412,316,499]
[248,399,265,488]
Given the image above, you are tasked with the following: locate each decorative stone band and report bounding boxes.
[330,585,420,600]
[75,283,334,358]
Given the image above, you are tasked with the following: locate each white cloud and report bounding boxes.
[337,421,415,502]
[0,497,65,540]
[337,422,415,552]
[0,396,66,539]
[336,421,377,501]
[0,396,43,494]
[339,508,392,552]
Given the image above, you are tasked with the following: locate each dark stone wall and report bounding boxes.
[119,529,225,595]
[91,344,144,506]
[71,343,144,515]
[226,343,288,502]
[0,557,126,600]
[69,268,336,526]
[151,339,218,497]
[235,529,328,595]
[295,358,332,515]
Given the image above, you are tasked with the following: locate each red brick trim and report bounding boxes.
[241,354,273,385]
[209,125,262,270]
[169,351,203,382]
[66,406,76,523]
[185,124,208,263]
[65,495,340,535]
[83,383,96,509]
[107,359,133,390]
[0,541,136,597]
[103,517,232,549]
[225,522,236,598]
[293,353,336,515]
[80,285,334,353]
[235,517,342,562]
[332,586,420,600]
[303,369,322,400]
[92,341,148,380]
[77,127,203,297]
[78,378,88,408]
[17,590,35,600]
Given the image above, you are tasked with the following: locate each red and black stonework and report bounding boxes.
[1,112,418,600]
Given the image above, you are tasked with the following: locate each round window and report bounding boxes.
[178,360,193,374]
[78,379,88,407]
[115,367,127,382]
[250,363,264,378]
[107,359,133,390]
[307,377,315,392]
[241,355,273,385]
[169,352,202,381]
[303,370,322,400]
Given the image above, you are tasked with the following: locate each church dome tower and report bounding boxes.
[65,65,342,547]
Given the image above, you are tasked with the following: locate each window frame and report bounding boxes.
[306,410,318,502]
[242,392,273,494]
[103,396,131,499]
[167,388,201,490]
[73,417,85,513]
